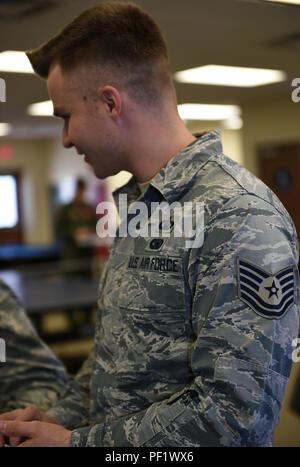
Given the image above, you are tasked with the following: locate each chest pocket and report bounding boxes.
[117,252,186,311]
[99,237,190,348]
[100,231,188,313]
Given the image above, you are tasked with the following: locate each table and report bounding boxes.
[0,266,99,342]
[0,269,99,315]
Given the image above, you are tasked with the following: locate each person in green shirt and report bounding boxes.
[56,179,98,277]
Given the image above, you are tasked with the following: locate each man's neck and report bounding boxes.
[130,119,197,183]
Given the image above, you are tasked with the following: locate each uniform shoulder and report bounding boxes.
[183,151,297,250]
[212,152,293,219]
[188,151,291,220]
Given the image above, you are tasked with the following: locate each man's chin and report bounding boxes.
[83,157,123,180]
[96,168,124,180]
[92,165,111,180]
[82,157,99,177]
[83,156,98,175]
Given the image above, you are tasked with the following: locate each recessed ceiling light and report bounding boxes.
[264,0,300,5]
[0,51,33,74]
[174,65,286,87]
[27,100,53,116]
[177,103,241,121]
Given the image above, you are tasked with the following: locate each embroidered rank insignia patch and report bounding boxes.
[237,257,296,320]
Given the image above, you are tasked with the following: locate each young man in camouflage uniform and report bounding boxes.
[0,2,299,447]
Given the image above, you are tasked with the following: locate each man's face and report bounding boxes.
[47,63,126,179]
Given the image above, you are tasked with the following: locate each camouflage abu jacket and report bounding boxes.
[0,280,68,413]
[47,130,300,446]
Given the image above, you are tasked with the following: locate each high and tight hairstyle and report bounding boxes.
[26,1,176,108]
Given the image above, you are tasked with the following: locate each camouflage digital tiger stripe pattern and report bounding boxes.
[0,280,68,413]
[47,130,300,446]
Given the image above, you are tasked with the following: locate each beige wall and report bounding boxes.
[242,95,300,176]
[0,139,52,244]
[187,122,244,166]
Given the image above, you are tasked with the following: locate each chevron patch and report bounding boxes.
[237,257,296,320]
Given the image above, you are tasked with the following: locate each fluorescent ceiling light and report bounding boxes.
[178,103,241,121]
[264,0,300,4]
[0,51,33,74]
[223,116,243,130]
[27,100,53,116]
[174,65,286,87]
[0,123,12,137]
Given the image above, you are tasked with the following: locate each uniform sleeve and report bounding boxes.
[70,194,299,446]
[0,280,68,413]
[46,347,95,429]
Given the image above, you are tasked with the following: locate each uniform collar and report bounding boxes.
[113,129,222,203]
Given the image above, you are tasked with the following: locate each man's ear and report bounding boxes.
[98,85,121,120]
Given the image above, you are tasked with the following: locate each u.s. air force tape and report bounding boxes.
[127,255,181,273]
[237,257,296,320]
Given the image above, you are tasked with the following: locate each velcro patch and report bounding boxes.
[237,257,296,320]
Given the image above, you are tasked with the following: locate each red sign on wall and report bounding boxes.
[0,144,13,160]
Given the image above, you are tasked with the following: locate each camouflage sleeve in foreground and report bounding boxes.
[70,194,299,446]
[0,280,68,413]
[46,346,94,429]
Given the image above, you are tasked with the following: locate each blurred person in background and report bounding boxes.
[56,178,98,277]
